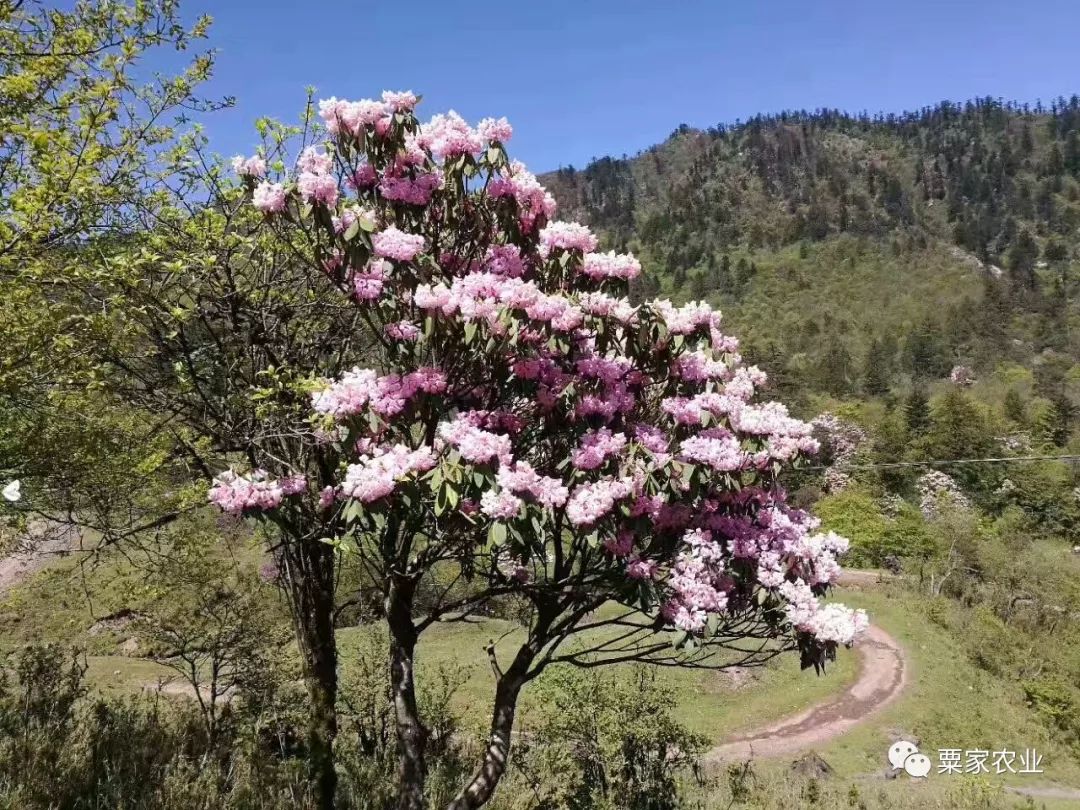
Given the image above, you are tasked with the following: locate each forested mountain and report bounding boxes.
[542,96,1080,407]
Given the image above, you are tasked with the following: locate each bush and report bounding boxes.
[495,666,706,810]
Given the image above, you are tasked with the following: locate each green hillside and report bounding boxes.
[543,97,1080,404]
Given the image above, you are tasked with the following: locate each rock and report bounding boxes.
[119,637,140,656]
[790,752,833,779]
[717,665,760,690]
[88,608,145,636]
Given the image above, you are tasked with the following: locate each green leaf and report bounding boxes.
[488,521,507,546]
[428,467,443,493]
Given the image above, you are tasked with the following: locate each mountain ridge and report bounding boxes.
[541,95,1080,403]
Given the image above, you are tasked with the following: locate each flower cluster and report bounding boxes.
[372,226,426,262]
[488,160,556,232]
[312,366,446,419]
[231,154,266,178]
[581,251,642,280]
[780,580,869,644]
[566,476,637,526]
[253,181,286,213]
[811,412,867,493]
[496,461,569,508]
[477,116,513,143]
[419,111,484,159]
[208,469,289,514]
[340,444,435,503]
[572,428,627,470]
[539,221,599,255]
[437,412,514,466]
[297,147,339,207]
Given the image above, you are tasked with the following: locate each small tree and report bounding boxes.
[137,531,286,745]
[204,91,867,810]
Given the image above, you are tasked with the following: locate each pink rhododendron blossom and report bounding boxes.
[626,557,658,580]
[480,488,523,519]
[675,350,730,381]
[340,444,435,503]
[437,413,513,466]
[231,154,266,178]
[579,292,637,322]
[484,244,526,277]
[280,474,307,495]
[348,163,378,189]
[382,89,418,112]
[312,365,445,420]
[779,580,868,645]
[496,461,568,508]
[208,469,284,513]
[572,428,627,470]
[679,432,747,472]
[653,299,720,335]
[385,321,421,341]
[633,424,670,455]
[419,111,482,158]
[352,259,390,300]
[538,221,598,255]
[298,171,339,207]
[379,171,441,205]
[298,146,333,175]
[477,116,513,143]
[581,251,641,280]
[252,181,286,213]
[373,226,425,261]
[566,477,636,526]
[488,160,557,231]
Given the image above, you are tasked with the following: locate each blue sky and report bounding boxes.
[191,0,1080,173]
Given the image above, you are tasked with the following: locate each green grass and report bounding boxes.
[337,605,859,742]
[4,545,1079,806]
[741,580,1080,803]
[84,655,179,694]
[0,544,859,744]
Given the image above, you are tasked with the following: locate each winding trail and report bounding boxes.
[703,623,908,766]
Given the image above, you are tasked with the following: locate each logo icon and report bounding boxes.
[904,752,932,778]
[887,740,929,778]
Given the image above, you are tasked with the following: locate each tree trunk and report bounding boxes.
[446,648,533,810]
[387,577,427,810]
[289,539,339,810]
[306,630,338,810]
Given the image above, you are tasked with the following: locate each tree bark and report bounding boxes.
[445,648,533,810]
[387,576,427,810]
[289,539,339,810]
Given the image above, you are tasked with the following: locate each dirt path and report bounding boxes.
[1007,785,1080,800]
[703,624,908,765]
[0,523,81,594]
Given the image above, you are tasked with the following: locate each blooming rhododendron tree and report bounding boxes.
[219,90,867,810]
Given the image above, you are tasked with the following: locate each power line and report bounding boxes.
[798,453,1080,472]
